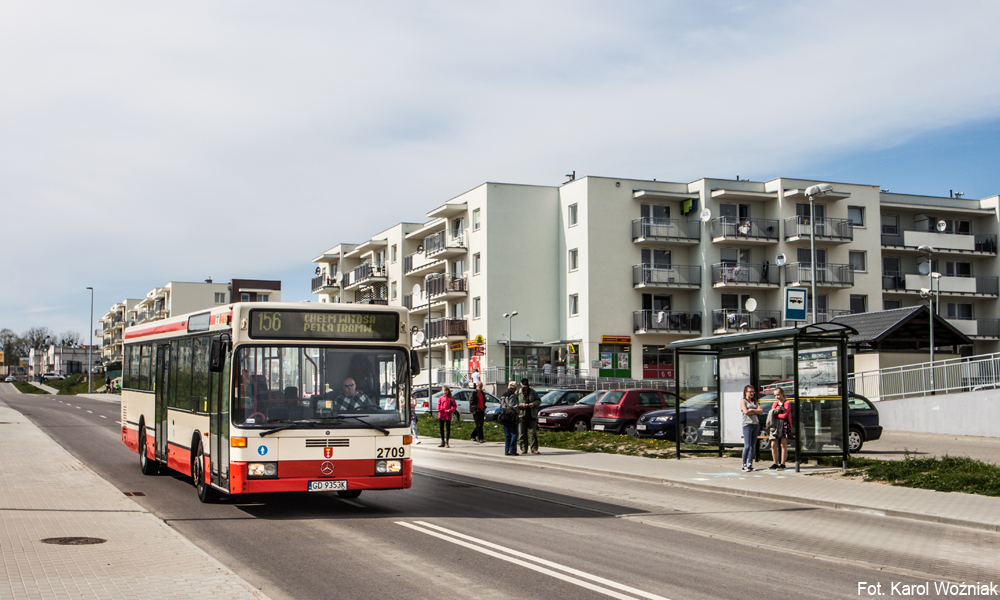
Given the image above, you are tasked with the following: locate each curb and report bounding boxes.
[414,445,1000,533]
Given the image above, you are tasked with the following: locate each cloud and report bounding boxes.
[1,1,998,332]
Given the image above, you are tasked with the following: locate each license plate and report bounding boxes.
[593,424,605,431]
[308,480,347,492]
[636,424,647,430]
[538,418,547,423]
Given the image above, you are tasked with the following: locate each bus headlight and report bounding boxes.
[248,462,277,478]
[375,460,402,474]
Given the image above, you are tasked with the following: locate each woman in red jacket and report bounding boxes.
[436,386,457,448]
[768,387,792,470]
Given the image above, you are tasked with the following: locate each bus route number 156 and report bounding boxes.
[257,312,282,332]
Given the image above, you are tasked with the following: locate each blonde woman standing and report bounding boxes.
[739,385,763,472]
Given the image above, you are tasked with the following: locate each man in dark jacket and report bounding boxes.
[469,382,488,443]
[516,378,542,454]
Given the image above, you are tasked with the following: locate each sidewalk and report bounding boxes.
[0,398,269,600]
[418,438,1000,533]
[28,381,59,394]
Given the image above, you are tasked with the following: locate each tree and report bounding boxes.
[0,329,24,366]
[20,327,52,351]
[58,331,82,347]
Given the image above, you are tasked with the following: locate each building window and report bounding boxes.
[391,244,397,263]
[391,281,397,300]
[473,253,481,275]
[473,297,481,319]
[568,203,578,227]
[258,294,269,302]
[473,208,481,231]
[640,204,670,220]
[850,295,867,314]
[849,250,867,272]
[568,248,579,272]
[240,293,250,302]
[569,294,579,316]
[214,293,226,304]
[945,261,972,277]
[883,300,901,310]
[947,303,973,319]
[847,206,865,228]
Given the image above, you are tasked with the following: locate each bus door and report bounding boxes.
[154,344,170,462]
[210,336,231,490]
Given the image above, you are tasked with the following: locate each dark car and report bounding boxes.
[537,391,605,432]
[539,389,590,410]
[591,389,678,436]
[635,391,718,443]
[693,392,882,453]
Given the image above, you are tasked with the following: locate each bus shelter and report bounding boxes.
[663,322,858,471]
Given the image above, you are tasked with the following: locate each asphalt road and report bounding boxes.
[5,391,998,600]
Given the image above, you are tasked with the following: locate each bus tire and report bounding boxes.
[193,441,220,504]
[337,489,361,499]
[138,426,158,476]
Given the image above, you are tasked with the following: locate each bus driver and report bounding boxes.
[335,377,372,412]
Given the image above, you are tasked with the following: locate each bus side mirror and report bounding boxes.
[410,350,420,377]
[210,338,229,372]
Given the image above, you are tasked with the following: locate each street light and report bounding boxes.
[503,311,518,381]
[86,287,94,394]
[917,244,940,389]
[804,184,834,323]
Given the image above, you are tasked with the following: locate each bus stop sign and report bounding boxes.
[785,288,807,322]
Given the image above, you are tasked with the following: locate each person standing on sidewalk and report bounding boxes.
[470,382,488,443]
[516,378,542,455]
[499,381,520,455]
[409,394,421,444]
[437,386,457,448]
[768,387,792,469]
[740,385,763,472]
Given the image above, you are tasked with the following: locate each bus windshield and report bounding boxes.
[234,346,409,428]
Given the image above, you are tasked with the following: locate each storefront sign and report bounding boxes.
[601,336,631,344]
[449,342,464,351]
[466,334,486,348]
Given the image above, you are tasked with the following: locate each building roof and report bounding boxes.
[664,322,857,351]
[828,306,972,350]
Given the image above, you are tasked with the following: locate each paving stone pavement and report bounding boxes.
[0,399,270,600]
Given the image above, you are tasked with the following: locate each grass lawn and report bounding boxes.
[12,382,48,394]
[46,373,94,396]
[840,454,1000,497]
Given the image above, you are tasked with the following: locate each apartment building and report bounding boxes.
[99,299,141,368]
[312,176,999,382]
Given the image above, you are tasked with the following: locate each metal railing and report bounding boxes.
[784,262,854,286]
[881,271,999,295]
[631,218,701,242]
[311,274,337,293]
[849,351,1000,401]
[425,229,465,256]
[427,318,467,340]
[712,309,781,332]
[946,317,1000,338]
[633,310,702,333]
[426,273,468,298]
[784,216,853,241]
[709,218,779,241]
[351,262,387,285]
[632,264,701,287]
[880,227,998,254]
[711,262,778,285]
[782,309,852,327]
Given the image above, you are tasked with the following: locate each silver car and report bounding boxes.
[418,388,502,422]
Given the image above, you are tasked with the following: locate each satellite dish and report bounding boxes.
[334,272,343,284]
[936,220,947,232]
[775,253,787,267]
[412,283,422,297]
[699,208,712,223]
[744,298,758,312]
[413,331,425,345]
[315,266,321,275]
[918,262,931,275]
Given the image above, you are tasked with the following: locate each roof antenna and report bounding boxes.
[564,171,575,183]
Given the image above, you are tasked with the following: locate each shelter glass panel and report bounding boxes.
[677,353,718,447]
[796,341,844,454]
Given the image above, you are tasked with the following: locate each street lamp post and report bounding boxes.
[804,184,833,323]
[503,311,518,381]
[86,287,94,394]
[917,245,937,389]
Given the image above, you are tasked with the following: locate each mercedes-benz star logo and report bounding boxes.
[320,461,334,476]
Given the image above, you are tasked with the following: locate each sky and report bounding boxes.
[2,1,999,339]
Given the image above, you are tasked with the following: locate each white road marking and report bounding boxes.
[116,421,121,425]
[397,521,671,600]
[100,415,107,419]
[337,498,365,508]
[75,406,82,409]
[87,410,93,414]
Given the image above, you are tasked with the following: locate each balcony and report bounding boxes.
[631,218,700,244]
[944,317,1000,339]
[424,229,467,259]
[633,310,702,334]
[426,274,468,300]
[882,272,999,297]
[784,263,854,287]
[632,264,701,289]
[404,251,446,277]
[711,263,778,288]
[427,317,467,341]
[311,274,339,293]
[880,228,998,256]
[709,218,779,244]
[712,309,781,333]
[784,216,853,243]
[344,263,387,290]
[782,309,852,327]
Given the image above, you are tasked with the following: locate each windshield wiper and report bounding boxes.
[259,421,310,437]
[258,416,391,437]
[323,415,390,435]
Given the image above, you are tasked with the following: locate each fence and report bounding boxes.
[849,351,1000,401]
[412,366,676,393]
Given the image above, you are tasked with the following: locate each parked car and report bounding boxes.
[537,391,606,432]
[539,389,590,410]
[692,392,882,453]
[591,389,679,436]
[635,391,719,443]
[4,375,17,382]
[418,389,502,422]
[41,372,66,381]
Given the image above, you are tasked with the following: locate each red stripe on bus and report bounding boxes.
[124,321,187,340]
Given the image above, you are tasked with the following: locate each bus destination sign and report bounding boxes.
[248,310,399,341]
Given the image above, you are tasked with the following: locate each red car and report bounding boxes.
[537,391,606,432]
[591,389,678,436]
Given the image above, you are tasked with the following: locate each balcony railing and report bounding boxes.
[782,309,852,326]
[427,318,467,340]
[945,317,1000,339]
[631,218,701,242]
[710,262,778,286]
[784,216,853,241]
[709,218,779,242]
[881,227,998,254]
[633,310,702,333]
[882,271,999,296]
[425,229,466,257]
[632,264,701,287]
[426,274,468,298]
[311,274,338,293]
[350,263,387,286]
[784,263,854,286]
[713,309,781,332]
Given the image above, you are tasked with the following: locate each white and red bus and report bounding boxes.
[120,302,418,503]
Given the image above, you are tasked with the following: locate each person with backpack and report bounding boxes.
[498,381,520,455]
[516,378,542,455]
[436,386,457,448]
[739,385,763,472]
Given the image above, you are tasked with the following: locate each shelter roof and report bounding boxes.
[829,306,971,350]
[664,322,857,351]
